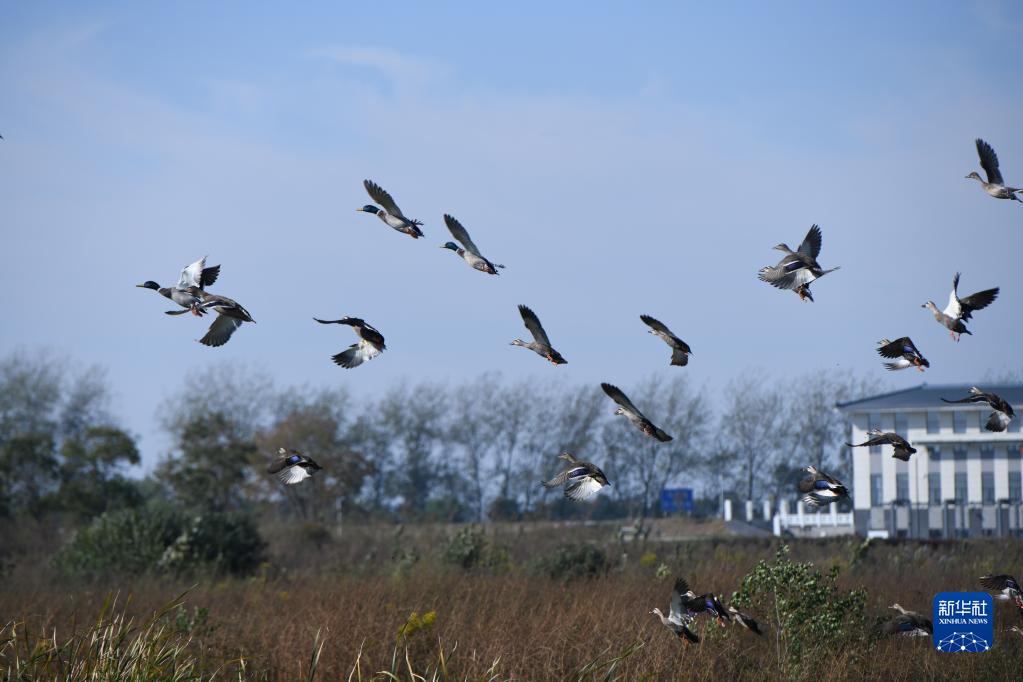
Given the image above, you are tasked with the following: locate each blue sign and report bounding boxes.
[660,488,693,514]
[933,592,993,652]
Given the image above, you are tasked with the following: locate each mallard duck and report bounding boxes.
[681,591,730,628]
[758,225,840,298]
[966,139,1023,202]
[267,447,322,485]
[441,214,504,275]
[541,452,609,501]
[980,574,1023,612]
[137,256,221,315]
[846,428,917,462]
[195,292,255,347]
[880,604,933,637]
[942,387,1015,432]
[651,578,700,644]
[357,179,424,238]
[876,337,929,372]
[797,465,849,507]
[640,314,691,366]
[600,382,673,442]
[511,305,566,365]
[727,605,763,635]
[313,316,386,368]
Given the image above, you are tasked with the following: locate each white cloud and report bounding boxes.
[305,45,446,90]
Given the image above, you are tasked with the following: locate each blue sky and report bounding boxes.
[1,2,1021,467]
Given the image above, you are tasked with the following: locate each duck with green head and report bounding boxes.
[357,179,424,238]
[136,256,221,316]
[441,214,504,275]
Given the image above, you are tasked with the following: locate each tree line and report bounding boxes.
[0,350,884,525]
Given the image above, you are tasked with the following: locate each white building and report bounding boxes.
[838,383,1023,538]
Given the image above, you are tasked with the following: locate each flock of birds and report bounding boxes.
[134,137,1022,646]
[648,573,1023,645]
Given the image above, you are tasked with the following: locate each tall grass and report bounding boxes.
[3,521,1023,679]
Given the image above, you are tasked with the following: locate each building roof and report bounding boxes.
[836,383,1023,412]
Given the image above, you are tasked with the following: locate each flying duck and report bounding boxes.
[441,214,504,275]
[313,316,386,368]
[922,273,998,341]
[267,448,322,485]
[876,337,929,372]
[980,574,1023,613]
[846,429,917,461]
[757,224,840,299]
[511,305,566,365]
[942,387,1016,432]
[195,292,255,347]
[651,578,700,644]
[797,465,849,507]
[966,139,1022,202]
[541,453,609,501]
[640,314,691,366]
[681,590,730,628]
[600,382,673,442]
[357,179,424,238]
[137,256,221,315]
[726,606,763,635]
[880,604,933,637]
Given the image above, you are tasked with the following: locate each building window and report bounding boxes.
[929,472,941,504]
[927,412,940,434]
[896,473,909,502]
[982,472,995,504]
[980,445,994,460]
[954,446,967,462]
[868,413,882,453]
[1010,417,1021,433]
[895,414,908,437]
[955,473,968,504]
[1010,472,1022,503]
[871,474,883,506]
[930,446,941,461]
[953,412,967,434]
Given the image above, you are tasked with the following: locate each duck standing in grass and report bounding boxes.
[757,224,840,300]
[195,291,255,347]
[600,383,673,442]
[440,214,504,275]
[313,316,386,368]
[846,428,917,461]
[942,387,1015,432]
[880,604,933,637]
[267,448,322,485]
[922,272,999,341]
[651,578,700,644]
[876,337,929,372]
[511,305,566,365]
[966,139,1023,202]
[137,255,221,316]
[357,179,424,238]
[639,314,691,366]
[541,453,609,501]
[797,466,849,507]
[980,574,1023,614]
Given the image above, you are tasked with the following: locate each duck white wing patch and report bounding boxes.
[177,257,206,290]
[277,466,311,485]
[565,476,604,501]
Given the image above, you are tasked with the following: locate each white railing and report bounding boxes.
[773,501,853,535]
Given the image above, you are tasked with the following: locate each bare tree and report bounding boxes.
[447,374,501,521]
[720,370,789,502]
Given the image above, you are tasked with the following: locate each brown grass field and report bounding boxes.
[3,519,1023,680]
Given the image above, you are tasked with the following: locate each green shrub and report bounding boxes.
[730,544,869,674]
[54,506,265,577]
[442,527,486,570]
[532,543,607,581]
